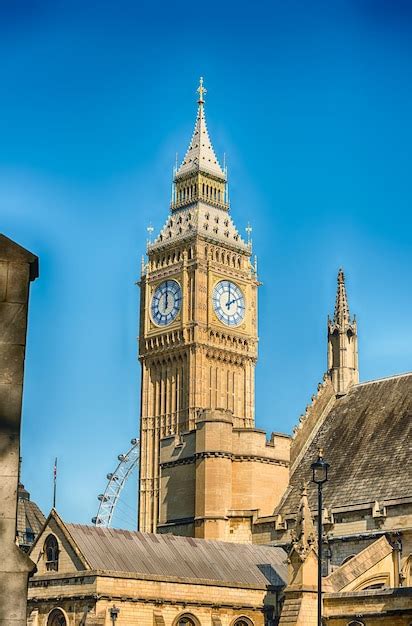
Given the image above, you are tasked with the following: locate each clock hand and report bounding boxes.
[226,283,231,309]
[165,281,168,309]
[227,296,241,307]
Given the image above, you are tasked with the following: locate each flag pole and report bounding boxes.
[53,457,57,509]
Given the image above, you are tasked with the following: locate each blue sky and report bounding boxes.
[2,0,412,527]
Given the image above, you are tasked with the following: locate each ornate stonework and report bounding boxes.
[138,81,259,533]
[327,269,359,396]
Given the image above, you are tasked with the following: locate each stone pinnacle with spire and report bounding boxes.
[327,268,359,396]
[175,77,226,182]
[147,78,248,255]
[290,482,317,561]
[333,268,350,326]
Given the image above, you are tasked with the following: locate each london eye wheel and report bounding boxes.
[92,438,140,528]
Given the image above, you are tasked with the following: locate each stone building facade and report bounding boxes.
[138,80,290,537]
[27,510,287,626]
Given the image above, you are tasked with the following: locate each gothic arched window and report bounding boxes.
[177,615,197,626]
[44,534,59,571]
[233,618,254,626]
[47,608,67,626]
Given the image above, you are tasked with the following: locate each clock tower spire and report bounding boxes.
[138,80,261,534]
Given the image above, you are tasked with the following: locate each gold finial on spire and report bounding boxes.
[197,76,207,104]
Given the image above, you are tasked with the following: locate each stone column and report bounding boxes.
[0,234,38,626]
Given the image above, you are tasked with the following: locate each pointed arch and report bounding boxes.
[47,608,68,626]
[44,534,59,571]
[173,612,201,626]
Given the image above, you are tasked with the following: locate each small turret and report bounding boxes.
[327,269,359,396]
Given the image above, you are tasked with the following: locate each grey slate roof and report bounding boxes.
[278,373,412,516]
[66,523,287,589]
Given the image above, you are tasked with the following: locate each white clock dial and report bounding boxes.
[151,280,182,326]
[212,280,245,326]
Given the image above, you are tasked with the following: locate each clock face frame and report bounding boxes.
[212,280,245,327]
[151,279,182,326]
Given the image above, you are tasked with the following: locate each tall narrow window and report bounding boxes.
[44,534,59,571]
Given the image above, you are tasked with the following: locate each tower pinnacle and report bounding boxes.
[148,79,248,254]
[290,482,317,561]
[175,78,225,182]
[327,269,359,396]
[334,268,350,325]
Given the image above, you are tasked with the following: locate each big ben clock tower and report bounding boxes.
[138,80,289,537]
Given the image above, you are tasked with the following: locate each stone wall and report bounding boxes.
[28,573,276,626]
[0,235,38,626]
[158,408,290,541]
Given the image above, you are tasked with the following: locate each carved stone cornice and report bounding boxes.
[140,337,257,363]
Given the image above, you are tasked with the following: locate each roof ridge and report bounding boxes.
[354,371,412,387]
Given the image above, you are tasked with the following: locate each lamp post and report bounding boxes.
[109,605,120,625]
[311,448,330,626]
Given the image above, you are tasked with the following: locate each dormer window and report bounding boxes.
[44,534,59,571]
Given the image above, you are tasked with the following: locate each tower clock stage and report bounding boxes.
[138,79,290,538]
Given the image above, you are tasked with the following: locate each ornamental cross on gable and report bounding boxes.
[197,77,207,104]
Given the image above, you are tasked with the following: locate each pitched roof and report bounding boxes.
[278,373,412,516]
[65,522,287,589]
[175,102,225,180]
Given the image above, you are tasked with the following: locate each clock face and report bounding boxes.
[151,280,182,326]
[212,280,245,326]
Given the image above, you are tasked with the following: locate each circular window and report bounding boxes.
[47,609,67,626]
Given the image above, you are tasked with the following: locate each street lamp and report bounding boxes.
[109,605,120,625]
[311,448,330,626]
